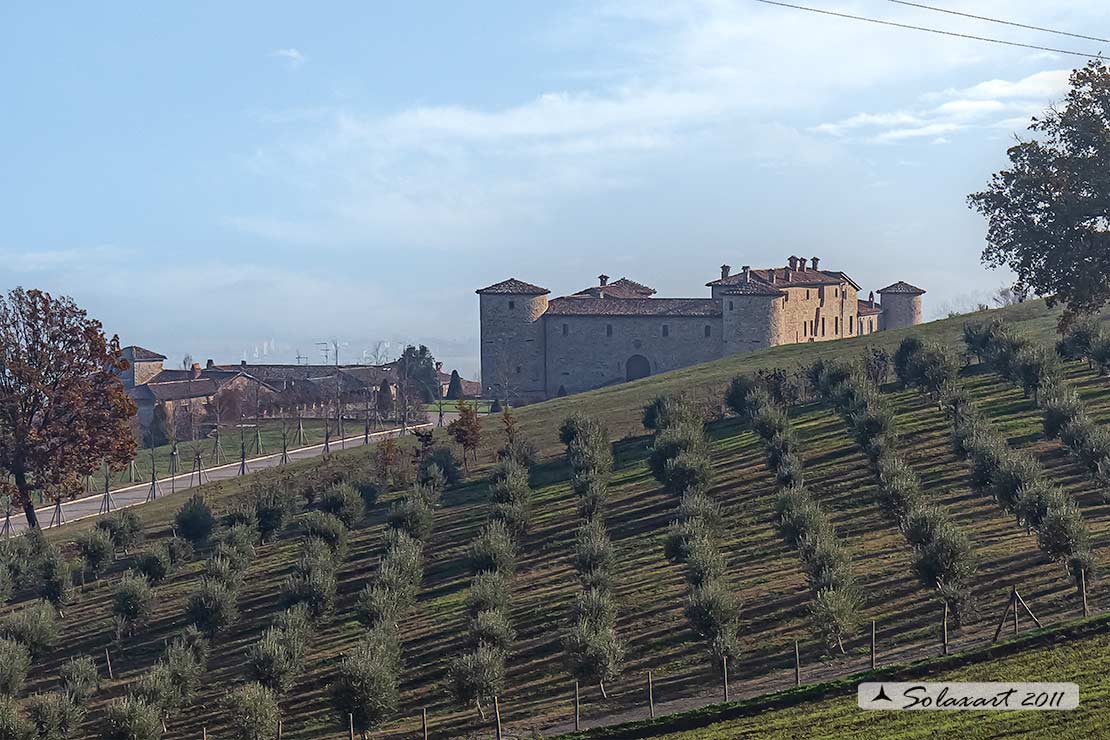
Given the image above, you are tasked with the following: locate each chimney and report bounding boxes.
[205,359,214,369]
[720,264,731,279]
[241,359,247,367]
[787,256,798,272]
[868,290,875,307]
[598,274,609,287]
[191,363,202,379]
[742,265,751,283]
[435,361,443,372]
[797,256,807,271]
[811,256,820,271]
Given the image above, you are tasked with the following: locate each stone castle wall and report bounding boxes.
[479,293,548,402]
[880,294,923,331]
[544,314,723,397]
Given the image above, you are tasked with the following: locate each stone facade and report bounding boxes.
[477,261,925,403]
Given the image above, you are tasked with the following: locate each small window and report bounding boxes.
[662,324,669,337]
[834,316,839,334]
[704,325,711,338]
[606,324,613,337]
[834,288,838,297]
[784,292,789,303]
[869,319,874,332]
[562,323,568,336]
[803,322,807,337]
[821,318,826,336]
[728,300,734,311]
[508,300,515,309]
[806,290,810,299]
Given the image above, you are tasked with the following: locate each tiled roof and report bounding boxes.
[124,345,166,361]
[708,267,854,289]
[148,369,239,384]
[720,283,786,297]
[575,277,658,300]
[609,277,656,296]
[546,297,721,317]
[857,299,883,316]
[129,378,219,402]
[878,281,926,295]
[476,278,550,295]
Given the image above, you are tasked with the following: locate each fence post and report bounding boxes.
[277,719,282,739]
[1013,587,1019,636]
[348,713,354,740]
[494,696,503,740]
[722,656,729,702]
[648,671,655,719]
[943,602,949,656]
[422,707,429,740]
[870,619,876,670]
[574,680,580,731]
[794,640,801,687]
[1081,569,1089,618]
[104,648,114,680]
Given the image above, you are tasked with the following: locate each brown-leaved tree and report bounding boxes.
[0,288,136,527]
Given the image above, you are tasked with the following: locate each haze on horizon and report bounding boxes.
[2,1,1104,378]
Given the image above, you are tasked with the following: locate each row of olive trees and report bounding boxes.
[725,375,861,653]
[896,336,1094,601]
[645,396,741,672]
[0,649,99,739]
[1056,319,1110,376]
[810,359,978,622]
[446,421,535,721]
[560,415,623,699]
[965,321,1110,498]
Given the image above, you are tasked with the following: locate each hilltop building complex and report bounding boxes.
[477,257,925,403]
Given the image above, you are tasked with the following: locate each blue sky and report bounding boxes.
[1,1,1105,377]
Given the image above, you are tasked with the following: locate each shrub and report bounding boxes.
[221,504,256,530]
[25,692,83,740]
[1042,387,1083,439]
[214,524,258,571]
[253,485,299,542]
[470,521,516,576]
[0,696,31,739]
[95,510,144,552]
[809,587,861,653]
[226,683,280,740]
[174,495,215,543]
[446,646,504,717]
[649,424,706,484]
[112,574,154,637]
[282,563,336,620]
[332,637,400,734]
[319,483,365,527]
[893,336,924,385]
[355,585,403,627]
[173,625,211,668]
[684,534,725,588]
[724,376,760,418]
[419,447,462,487]
[59,656,99,706]
[186,578,239,636]
[684,579,739,640]
[574,521,613,575]
[132,548,171,585]
[643,394,700,431]
[662,451,712,496]
[572,588,617,630]
[163,537,193,567]
[562,621,624,695]
[0,564,11,605]
[38,547,73,609]
[0,601,59,659]
[469,608,515,653]
[466,572,510,615]
[352,479,380,511]
[386,495,433,541]
[298,512,348,557]
[103,697,161,740]
[73,529,113,578]
[0,639,30,696]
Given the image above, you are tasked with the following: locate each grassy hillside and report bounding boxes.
[13,299,1110,739]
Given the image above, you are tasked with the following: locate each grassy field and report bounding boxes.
[14,299,1110,739]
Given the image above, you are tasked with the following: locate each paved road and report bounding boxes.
[6,424,431,535]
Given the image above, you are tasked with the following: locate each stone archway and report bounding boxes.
[626,354,651,381]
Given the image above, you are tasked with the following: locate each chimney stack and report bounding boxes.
[742,265,751,283]
[191,363,202,379]
[810,256,820,271]
[720,264,731,279]
[598,274,609,287]
[205,359,214,369]
[868,290,875,307]
[241,359,247,368]
[787,256,798,271]
[797,256,807,271]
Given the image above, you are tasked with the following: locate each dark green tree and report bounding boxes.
[969,60,1110,325]
[395,345,440,403]
[445,370,465,400]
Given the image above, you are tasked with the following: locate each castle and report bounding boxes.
[477,256,925,403]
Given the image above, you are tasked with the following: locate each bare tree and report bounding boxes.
[992,285,1027,307]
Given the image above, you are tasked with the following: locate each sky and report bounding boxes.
[1,1,1106,378]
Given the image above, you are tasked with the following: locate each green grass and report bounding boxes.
[424,399,499,413]
[16,299,1110,738]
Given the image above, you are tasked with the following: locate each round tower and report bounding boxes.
[876,281,926,331]
[476,278,550,404]
[721,283,786,355]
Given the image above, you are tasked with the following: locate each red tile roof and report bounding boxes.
[476,278,550,295]
[878,281,926,295]
[546,297,720,317]
[123,345,166,361]
[708,267,850,289]
[857,299,882,316]
[720,283,786,297]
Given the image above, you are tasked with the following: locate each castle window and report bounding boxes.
[662,324,669,337]
[562,323,568,336]
[834,316,839,334]
[606,324,613,337]
[821,318,826,336]
[508,300,515,309]
[728,300,734,311]
[834,288,838,297]
[704,325,711,338]
[806,290,810,299]
[803,322,807,337]
[869,319,874,332]
[784,292,789,302]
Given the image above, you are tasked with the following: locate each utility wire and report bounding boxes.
[753,0,1108,61]
[885,1,1109,44]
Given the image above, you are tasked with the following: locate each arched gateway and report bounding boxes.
[626,354,651,381]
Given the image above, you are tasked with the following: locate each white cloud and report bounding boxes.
[953,69,1070,101]
[270,48,306,66]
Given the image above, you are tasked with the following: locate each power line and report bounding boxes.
[753,0,1108,61]
[885,1,1109,44]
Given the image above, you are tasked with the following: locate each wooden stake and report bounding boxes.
[993,589,1016,643]
[1013,588,1019,636]
[870,619,876,669]
[794,640,801,687]
[422,707,429,740]
[277,719,282,739]
[202,729,207,740]
[648,671,655,719]
[1081,569,1089,617]
[722,656,729,702]
[943,602,949,656]
[574,680,580,731]
[104,648,114,680]
[348,713,354,740]
[1014,589,1043,629]
[494,696,502,740]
